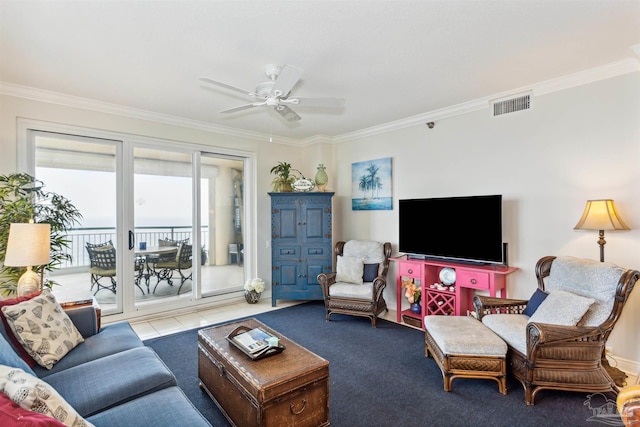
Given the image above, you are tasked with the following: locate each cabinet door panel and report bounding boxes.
[305,262,330,288]
[273,207,299,240]
[273,262,299,289]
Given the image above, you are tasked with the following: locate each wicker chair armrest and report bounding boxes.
[317,272,336,298]
[474,295,529,319]
[372,276,387,300]
[526,322,602,347]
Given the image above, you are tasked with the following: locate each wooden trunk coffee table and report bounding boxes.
[198,318,330,427]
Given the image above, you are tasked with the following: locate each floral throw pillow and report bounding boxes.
[1,290,84,370]
[0,365,93,427]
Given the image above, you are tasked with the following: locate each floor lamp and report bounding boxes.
[3,222,51,295]
[574,199,630,262]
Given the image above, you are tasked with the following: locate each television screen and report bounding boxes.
[399,195,503,265]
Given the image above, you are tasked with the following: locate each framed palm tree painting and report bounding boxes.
[351,157,392,210]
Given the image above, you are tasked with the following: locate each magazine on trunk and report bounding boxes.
[232,327,274,354]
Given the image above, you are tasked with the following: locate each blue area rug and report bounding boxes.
[144,301,614,426]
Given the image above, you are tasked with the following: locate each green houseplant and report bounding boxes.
[270,161,297,192]
[0,173,82,295]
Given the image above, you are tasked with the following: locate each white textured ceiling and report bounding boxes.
[1,0,639,141]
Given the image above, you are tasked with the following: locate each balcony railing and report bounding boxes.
[59,226,209,270]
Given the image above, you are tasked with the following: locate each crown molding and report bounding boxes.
[332,58,640,143]
[0,82,301,146]
[2,58,638,145]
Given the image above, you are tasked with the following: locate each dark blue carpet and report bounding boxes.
[144,301,612,426]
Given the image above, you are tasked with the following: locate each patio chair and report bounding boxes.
[152,243,193,294]
[475,256,640,405]
[86,241,145,295]
[317,240,392,327]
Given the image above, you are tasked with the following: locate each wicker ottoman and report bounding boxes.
[424,315,508,394]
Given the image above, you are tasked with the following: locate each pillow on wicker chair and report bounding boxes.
[336,256,364,285]
[528,290,594,326]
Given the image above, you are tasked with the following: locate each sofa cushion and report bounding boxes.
[32,322,144,378]
[1,290,84,370]
[0,292,41,368]
[336,256,364,285]
[44,347,176,417]
[522,288,548,317]
[0,332,35,376]
[86,387,211,427]
[546,256,625,326]
[0,365,93,427]
[528,290,594,326]
[329,282,374,300]
[0,390,68,426]
[482,313,528,355]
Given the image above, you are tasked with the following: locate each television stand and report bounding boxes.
[393,256,517,329]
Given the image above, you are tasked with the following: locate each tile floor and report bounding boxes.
[128,300,401,341]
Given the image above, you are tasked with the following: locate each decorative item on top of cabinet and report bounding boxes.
[270,192,334,306]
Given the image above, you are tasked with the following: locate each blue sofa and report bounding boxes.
[0,305,211,426]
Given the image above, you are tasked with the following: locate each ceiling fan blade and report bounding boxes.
[274,105,301,122]
[285,97,345,108]
[200,77,258,98]
[220,103,260,114]
[271,65,303,97]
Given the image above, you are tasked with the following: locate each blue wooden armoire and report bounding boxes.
[269,192,334,306]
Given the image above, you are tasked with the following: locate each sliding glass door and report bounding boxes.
[25,124,251,319]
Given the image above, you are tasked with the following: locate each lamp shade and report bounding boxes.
[574,199,630,231]
[3,223,51,267]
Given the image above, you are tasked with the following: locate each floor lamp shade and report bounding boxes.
[574,199,630,262]
[3,223,51,295]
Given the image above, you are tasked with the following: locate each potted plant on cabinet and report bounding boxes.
[270,161,296,192]
[0,173,82,295]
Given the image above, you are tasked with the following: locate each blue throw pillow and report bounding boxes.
[523,288,548,317]
[0,332,35,375]
[363,263,380,282]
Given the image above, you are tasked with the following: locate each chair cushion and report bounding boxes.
[1,290,84,370]
[546,256,624,326]
[0,366,93,427]
[528,290,594,326]
[482,313,529,354]
[424,315,507,357]
[342,240,385,264]
[522,288,548,317]
[336,256,364,285]
[329,282,373,299]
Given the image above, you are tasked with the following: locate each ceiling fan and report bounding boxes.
[200,64,345,122]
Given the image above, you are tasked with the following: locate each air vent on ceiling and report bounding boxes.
[490,91,532,117]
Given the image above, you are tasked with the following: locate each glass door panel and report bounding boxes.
[133,147,194,307]
[200,154,245,296]
[33,132,121,313]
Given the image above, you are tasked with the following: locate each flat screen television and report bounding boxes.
[399,194,504,265]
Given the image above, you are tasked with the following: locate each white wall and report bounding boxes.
[330,72,640,367]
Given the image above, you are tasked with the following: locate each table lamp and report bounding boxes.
[574,199,630,262]
[3,222,51,295]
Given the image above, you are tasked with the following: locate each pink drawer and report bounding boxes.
[399,262,422,278]
[456,269,489,290]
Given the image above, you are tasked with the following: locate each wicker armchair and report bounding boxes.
[475,256,639,405]
[317,240,392,327]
